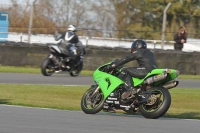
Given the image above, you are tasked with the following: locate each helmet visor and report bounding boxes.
[131,42,136,49]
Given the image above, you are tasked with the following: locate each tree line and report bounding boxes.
[0,0,200,40]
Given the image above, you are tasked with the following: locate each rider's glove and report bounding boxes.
[106,63,116,71]
[111,63,116,68]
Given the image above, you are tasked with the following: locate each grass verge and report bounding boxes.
[0,84,199,119]
[0,66,94,76]
[0,66,200,79]
[0,84,86,110]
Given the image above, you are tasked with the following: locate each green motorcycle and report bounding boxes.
[81,60,179,119]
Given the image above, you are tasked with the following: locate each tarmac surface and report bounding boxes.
[0,73,199,88]
[0,105,200,133]
[0,73,200,133]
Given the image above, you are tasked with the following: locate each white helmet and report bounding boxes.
[68,25,77,32]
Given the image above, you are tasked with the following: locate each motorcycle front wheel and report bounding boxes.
[139,87,171,119]
[70,61,83,77]
[41,57,55,76]
[81,85,104,114]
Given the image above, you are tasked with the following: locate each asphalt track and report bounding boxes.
[0,73,200,88]
[0,104,200,133]
[0,73,200,133]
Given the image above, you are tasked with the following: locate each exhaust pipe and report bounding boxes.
[144,72,168,84]
[163,80,179,89]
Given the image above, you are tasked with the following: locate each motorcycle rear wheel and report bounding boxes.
[139,87,171,119]
[69,61,83,77]
[41,57,55,76]
[81,85,104,114]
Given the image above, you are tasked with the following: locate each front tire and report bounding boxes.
[81,85,104,114]
[41,57,54,76]
[139,87,171,119]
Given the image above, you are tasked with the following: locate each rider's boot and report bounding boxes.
[121,86,137,99]
[121,74,136,99]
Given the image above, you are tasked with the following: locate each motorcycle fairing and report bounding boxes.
[48,44,61,53]
[133,69,179,87]
[133,69,166,86]
[94,71,124,99]
[94,62,179,99]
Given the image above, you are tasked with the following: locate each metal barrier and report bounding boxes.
[1,32,200,52]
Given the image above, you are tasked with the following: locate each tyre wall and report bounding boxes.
[0,43,200,75]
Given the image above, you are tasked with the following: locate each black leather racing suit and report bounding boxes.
[114,48,157,90]
[53,31,83,66]
[58,31,79,56]
[58,31,85,57]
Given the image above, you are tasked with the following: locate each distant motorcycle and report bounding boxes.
[41,43,83,77]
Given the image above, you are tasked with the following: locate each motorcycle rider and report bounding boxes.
[54,24,85,67]
[107,39,157,100]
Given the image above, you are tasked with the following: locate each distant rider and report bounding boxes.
[54,24,85,66]
[107,39,157,99]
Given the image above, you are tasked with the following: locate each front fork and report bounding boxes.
[87,85,101,105]
[49,54,59,65]
[91,85,100,97]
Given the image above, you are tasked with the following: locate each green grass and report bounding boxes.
[0,66,41,74]
[0,66,94,76]
[0,84,86,110]
[166,88,200,119]
[0,65,200,79]
[0,84,200,119]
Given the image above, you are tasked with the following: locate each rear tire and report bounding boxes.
[70,61,83,77]
[139,87,171,119]
[41,57,54,76]
[81,85,104,114]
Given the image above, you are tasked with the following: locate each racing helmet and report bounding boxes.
[68,25,77,32]
[131,39,147,52]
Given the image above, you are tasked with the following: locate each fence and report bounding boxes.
[1,32,200,52]
[0,32,175,50]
